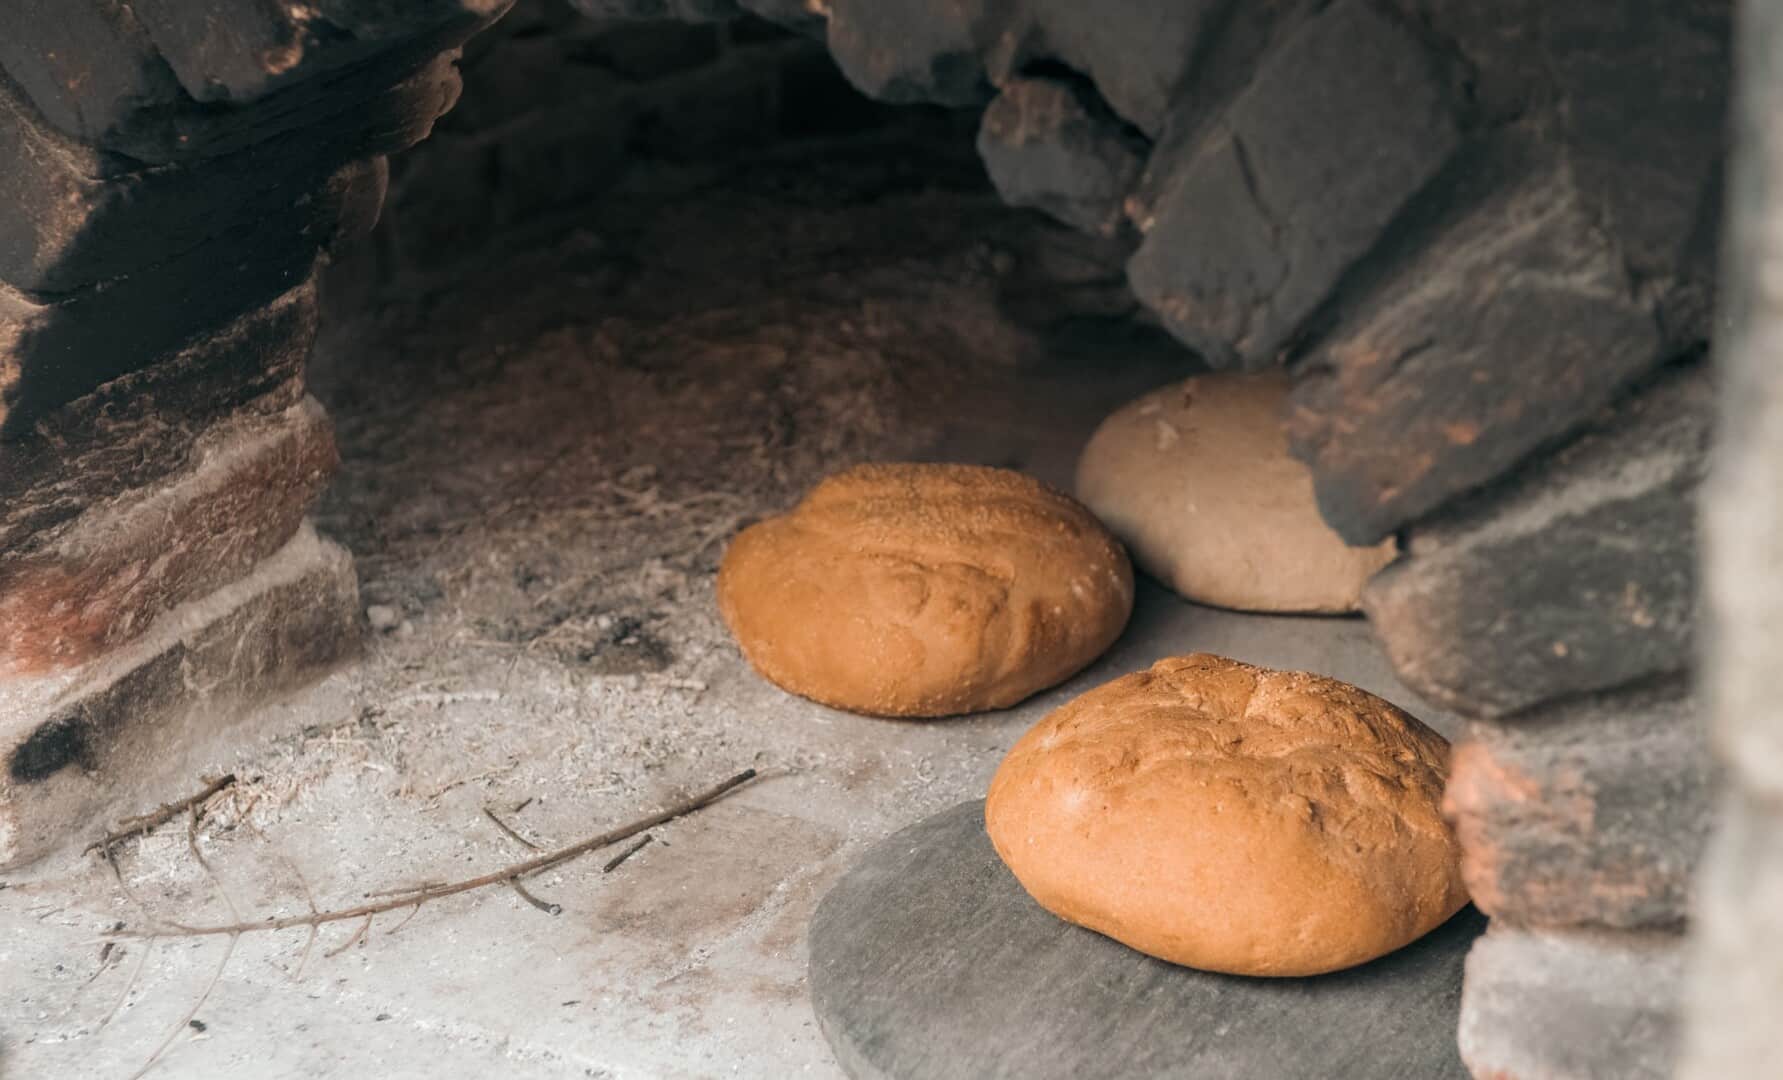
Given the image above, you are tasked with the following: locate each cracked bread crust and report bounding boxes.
[986,653,1467,975]
[717,463,1133,717]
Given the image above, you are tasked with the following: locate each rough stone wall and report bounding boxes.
[347,0,915,290]
[0,0,510,865]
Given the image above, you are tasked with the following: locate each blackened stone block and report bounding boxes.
[1014,0,1221,137]
[1287,160,1667,545]
[1545,0,1730,345]
[0,396,338,676]
[0,523,359,867]
[1361,366,1708,716]
[2,123,408,436]
[0,0,499,160]
[0,0,183,155]
[0,283,317,545]
[1445,681,1713,928]
[1460,926,1683,1080]
[1127,0,1462,369]
[977,76,1146,237]
[825,0,996,106]
[1,54,446,294]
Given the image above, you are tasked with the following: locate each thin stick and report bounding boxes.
[112,768,756,939]
[98,937,153,1031]
[507,878,561,916]
[483,806,541,850]
[364,881,444,898]
[325,914,373,958]
[602,835,653,873]
[384,904,423,936]
[86,776,237,854]
[127,933,236,1080]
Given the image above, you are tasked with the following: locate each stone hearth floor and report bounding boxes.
[0,133,1457,1079]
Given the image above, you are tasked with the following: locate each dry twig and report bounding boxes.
[86,775,237,855]
[110,768,756,940]
[483,805,541,850]
[602,835,654,873]
[508,879,561,916]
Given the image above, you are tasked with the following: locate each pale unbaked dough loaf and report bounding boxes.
[1075,372,1396,613]
[986,653,1467,976]
[717,463,1134,717]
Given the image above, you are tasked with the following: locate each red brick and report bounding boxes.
[0,524,359,866]
[0,396,338,676]
[1444,681,1711,928]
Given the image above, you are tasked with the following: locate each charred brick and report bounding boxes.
[1362,365,1707,715]
[1444,680,1714,929]
[977,76,1147,237]
[1127,0,1463,369]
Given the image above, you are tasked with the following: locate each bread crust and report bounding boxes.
[718,463,1134,717]
[986,653,1468,975]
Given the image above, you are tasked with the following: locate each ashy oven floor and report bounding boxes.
[0,136,1458,1079]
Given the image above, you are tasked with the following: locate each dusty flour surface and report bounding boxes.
[1,128,1212,1079]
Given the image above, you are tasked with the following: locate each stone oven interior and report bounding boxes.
[1,1,1775,1077]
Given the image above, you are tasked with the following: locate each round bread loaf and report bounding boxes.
[1075,372,1396,613]
[985,653,1467,976]
[717,463,1134,717]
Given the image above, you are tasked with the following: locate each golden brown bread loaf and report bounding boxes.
[985,653,1467,976]
[1075,372,1396,613]
[717,463,1134,717]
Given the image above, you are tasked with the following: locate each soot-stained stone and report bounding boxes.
[0,524,359,867]
[1126,0,1463,370]
[0,397,338,676]
[1543,0,1730,346]
[824,0,998,106]
[1011,0,1221,138]
[976,76,1147,237]
[1286,159,1668,546]
[1459,925,1684,1080]
[1445,680,1714,929]
[0,157,375,438]
[0,283,316,542]
[0,0,498,161]
[1361,365,1708,716]
[1,52,435,295]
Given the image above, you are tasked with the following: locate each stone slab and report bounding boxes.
[809,799,1484,1080]
[0,522,359,867]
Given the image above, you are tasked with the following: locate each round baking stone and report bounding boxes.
[809,800,1484,1080]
